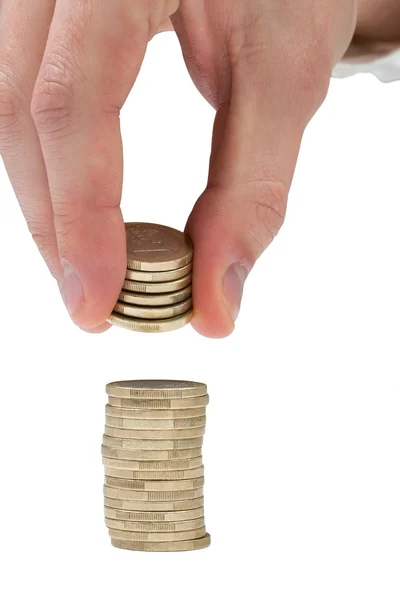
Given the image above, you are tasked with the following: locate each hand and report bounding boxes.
[0,0,356,337]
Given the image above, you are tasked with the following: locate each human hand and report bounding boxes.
[0,0,356,337]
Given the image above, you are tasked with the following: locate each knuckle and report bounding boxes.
[291,47,331,108]
[246,179,287,253]
[31,48,79,135]
[52,199,83,240]
[0,66,26,145]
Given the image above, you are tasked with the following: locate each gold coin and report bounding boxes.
[105,466,204,481]
[105,405,206,420]
[101,445,202,461]
[111,532,211,552]
[105,415,206,430]
[102,456,203,471]
[105,517,205,532]
[125,223,193,272]
[104,496,204,512]
[118,285,192,307]
[104,506,204,522]
[102,435,203,450]
[107,310,193,333]
[113,298,192,320]
[104,467,204,482]
[122,274,191,294]
[108,526,206,543]
[106,380,207,399]
[104,426,205,440]
[107,395,209,410]
[103,485,203,501]
[125,263,192,282]
[104,478,204,493]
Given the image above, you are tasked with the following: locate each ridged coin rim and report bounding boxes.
[122,274,191,294]
[106,381,207,399]
[107,310,193,333]
[125,263,192,282]
[110,532,211,551]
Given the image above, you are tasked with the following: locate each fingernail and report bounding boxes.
[59,260,84,317]
[223,263,248,323]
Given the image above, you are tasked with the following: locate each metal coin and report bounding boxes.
[105,469,204,485]
[125,223,193,272]
[104,506,204,522]
[118,285,192,307]
[104,496,204,512]
[106,381,207,399]
[102,456,203,471]
[103,485,203,501]
[104,426,205,440]
[105,415,206,430]
[113,298,192,320]
[121,274,191,294]
[105,405,206,420]
[108,526,206,542]
[125,263,192,282]
[107,395,209,410]
[105,517,205,532]
[110,532,211,552]
[107,310,193,333]
[101,445,202,461]
[104,467,204,481]
[102,435,203,450]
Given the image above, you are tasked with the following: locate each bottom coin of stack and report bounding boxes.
[102,380,211,552]
[107,223,194,333]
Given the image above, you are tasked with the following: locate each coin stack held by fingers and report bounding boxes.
[107,223,193,333]
[102,380,211,552]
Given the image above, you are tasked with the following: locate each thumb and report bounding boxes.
[187,55,329,338]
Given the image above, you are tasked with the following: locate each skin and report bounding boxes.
[0,1,397,338]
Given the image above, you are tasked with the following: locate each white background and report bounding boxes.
[0,33,399,600]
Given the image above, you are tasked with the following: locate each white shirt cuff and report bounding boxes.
[333,48,400,83]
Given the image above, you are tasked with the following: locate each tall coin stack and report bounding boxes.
[102,380,211,552]
[107,223,193,333]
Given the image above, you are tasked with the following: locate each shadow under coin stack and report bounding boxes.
[102,380,211,552]
[107,223,193,333]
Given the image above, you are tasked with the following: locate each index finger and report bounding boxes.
[31,0,155,329]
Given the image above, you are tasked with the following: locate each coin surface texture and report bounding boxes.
[104,426,205,440]
[111,532,211,552]
[104,506,204,522]
[105,517,205,532]
[104,496,204,512]
[113,298,192,320]
[107,395,209,410]
[105,470,204,485]
[108,526,206,542]
[125,263,192,282]
[105,415,206,430]
[125,223,193,271]
[101,445,202,461]
[102,456,203,470]
[121,274,191,294]
[107,310,193,333]
[118,286,192,307]
[102,435,203,450]
[106,381,207,399]
[103,485,203,501]
[105,405,206,420]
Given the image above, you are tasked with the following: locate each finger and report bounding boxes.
[0,0,61,278]
[186,40,331,338]
[31,0,176,330]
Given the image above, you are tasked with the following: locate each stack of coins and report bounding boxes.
[107,223,194,333]
[102,380,211,552]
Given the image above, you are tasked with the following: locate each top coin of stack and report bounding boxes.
[107,223,193,333]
